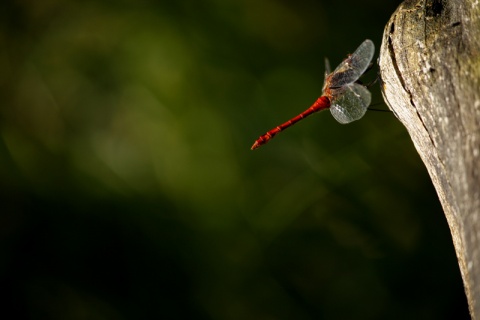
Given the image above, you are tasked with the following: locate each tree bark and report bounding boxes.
[378,0,480,317]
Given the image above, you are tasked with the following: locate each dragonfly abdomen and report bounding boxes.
[251,96,330,150]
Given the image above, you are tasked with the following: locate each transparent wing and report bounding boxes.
[329,83,371,124]
[328,39,375,88]
[323,58,331,89]
[324,57,331,75]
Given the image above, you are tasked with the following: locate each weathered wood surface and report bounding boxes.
[378,0,480,317]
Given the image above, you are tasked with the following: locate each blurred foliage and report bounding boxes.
[0,0,469,319]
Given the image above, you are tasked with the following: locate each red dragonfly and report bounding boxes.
[251,39,375,150]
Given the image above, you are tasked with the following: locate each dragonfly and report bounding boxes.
[251,39,375,150]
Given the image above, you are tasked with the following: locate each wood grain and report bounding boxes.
[378,0,480,317]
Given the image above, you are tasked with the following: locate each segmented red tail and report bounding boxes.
[251,96,330,150]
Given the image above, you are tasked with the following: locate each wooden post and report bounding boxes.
[378,0,480,317]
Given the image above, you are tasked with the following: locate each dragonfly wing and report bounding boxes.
[330,83,371,124]
[323,58,332,89]
[329,39,375,87]
[324,57,331,75]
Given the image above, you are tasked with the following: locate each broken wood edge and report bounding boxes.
[378,0,480,317]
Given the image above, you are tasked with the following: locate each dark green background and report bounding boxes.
[0,0,470,319]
